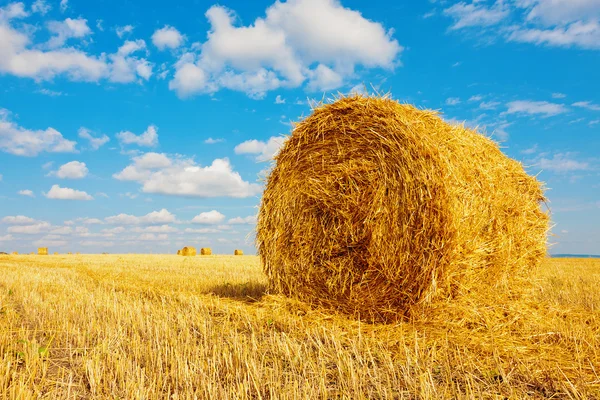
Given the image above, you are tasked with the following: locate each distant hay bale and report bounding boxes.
[67,252,72,255]
[53,252,58,255]
[181,246,197,256]
[12,252,18,255]
[200,248,212,255]
[177,249,181,255]
[38,247,48,255]
[257,95,549,322]
[29,252,34,255]
[234,249,244,255]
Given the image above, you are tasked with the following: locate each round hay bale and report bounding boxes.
[234,249,244,255]
[200,248,212,255]
[177,249,182,255]
[256,95,549,322]
[181,246,197,256]
[38,247,48,255]
[12,252,18,255]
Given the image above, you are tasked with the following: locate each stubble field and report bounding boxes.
[0,254,598,399]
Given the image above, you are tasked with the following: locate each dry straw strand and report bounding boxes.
[201,248,212,255]
[256,94,549,322]
[181,246,197,256]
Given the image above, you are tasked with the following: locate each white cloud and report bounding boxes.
[480,101,501,109]
[109,40,153,83]
[54,161,88,179]
[204,137,224,144]
[468,95,483,102]
[0,3,29,20]
[169,0,401,98]
[78,127,109,150]
[130,225,178,233]
[184,227,222,234]
[104,209,175,225]
[518,0,600,25]
[228,215,257,224]
[505,100,568,116]
[552,92,566,99]
[275,94,285,104]
[101,227,125,234]
[7,222,51,234]
[234,136,286,162]
[31,0,51,15]
[1,215,38,225]
[443,1,509,30]
[0,8,151,84]
[0,234,13,241]
[573,101,600,111]
[0,108,77,156]
[45,184,93,200]
[80,240,114,247]
[192,210,225,224]
[37,88,63,96]
[116,125,158,147]
[536,153,590,173]
[113,153,262,198]
[115,25,134,38]
[50,226,72,234]
[18,189,34,197]
[152,25,185,50]
[507,21,600,50]
[136,233,169,241]
[59,0,68,13]
[446,97,461,105]
[521,144,538,155]
[46,18,92,48]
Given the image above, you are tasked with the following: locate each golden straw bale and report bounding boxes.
[181,246,197,256]
[200,248,212,255]
[177,249,181,255]
[11,252,18,255]
[257,95,549,322]
[38,247,48,255]
[234,249,244,255]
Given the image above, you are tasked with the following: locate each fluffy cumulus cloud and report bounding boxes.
[104,209,175,225]
[440,0,600,50]
[45,184,93,200]
[169,0,402,98]
[234,136,286,162]
[1,215,38,225]
[116,125,158,147]
[31,0,51,15]
[536,153,590,173]
[191,210,225,224]
[113,152,262,198]
[152,25,185,50]
[0,4,152,83]
[115,25,134,38]
[78,127,109,150]
[53,161,88,179]
[0,108,77,156]
[7,222,51,234]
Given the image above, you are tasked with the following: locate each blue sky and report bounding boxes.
[0,0,599,255]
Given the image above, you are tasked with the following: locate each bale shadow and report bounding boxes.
[207,281,267,303]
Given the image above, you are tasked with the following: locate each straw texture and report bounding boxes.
[257,95,549,322]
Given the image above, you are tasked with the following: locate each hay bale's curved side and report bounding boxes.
[181,246,197,256]
[256,95,549,322]
[234,249,244,255]
[201,248,212,255]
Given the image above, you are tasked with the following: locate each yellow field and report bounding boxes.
[0,255,598,399]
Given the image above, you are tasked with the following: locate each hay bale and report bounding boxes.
[181,246,197,256]
[67,252,72,255]
[12,252,18,255]
[38,247,48,255]
[234,249,244,255]
[177,249,181,255]
[256,95,549,322]
[53,252,58,255]
[29,252,34,255]
[200,248,212,255]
